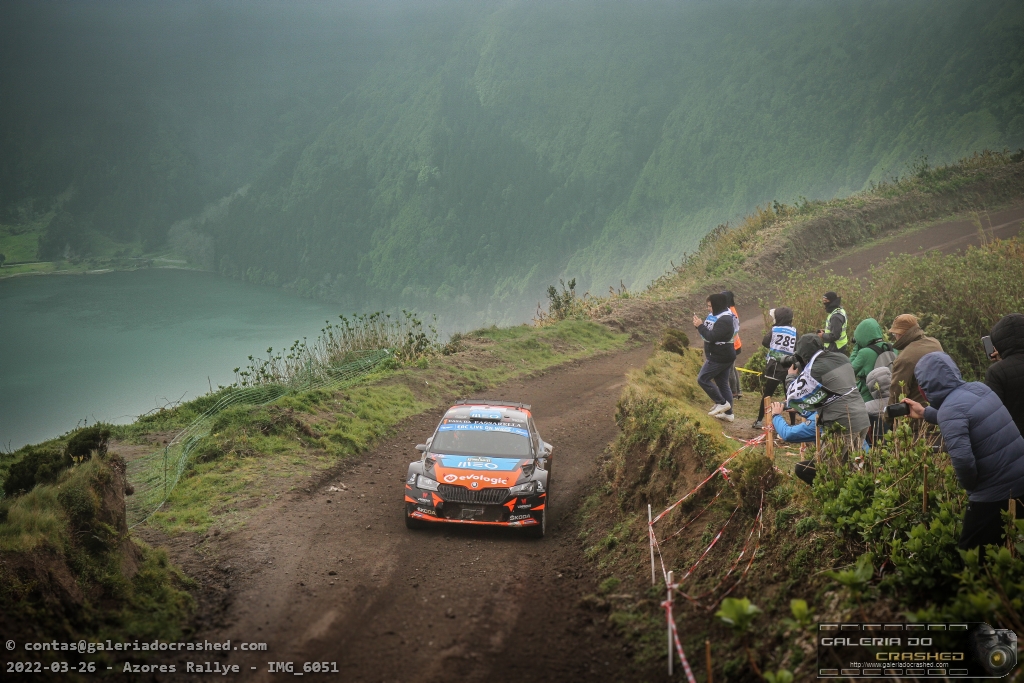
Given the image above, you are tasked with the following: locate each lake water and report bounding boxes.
[0,269,343,450]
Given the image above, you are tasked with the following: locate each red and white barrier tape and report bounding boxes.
[678,502,742,582]
[662,587,697,683]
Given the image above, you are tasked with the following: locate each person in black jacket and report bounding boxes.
[752,307,797,429]
[986,313,1024,436]
[693,292,737,422]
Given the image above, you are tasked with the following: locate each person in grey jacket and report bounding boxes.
[787,334,870,484]
[903,352,1024,550]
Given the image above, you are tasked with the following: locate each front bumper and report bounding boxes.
[404,484,546,527]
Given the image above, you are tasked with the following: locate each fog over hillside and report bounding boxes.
[2,0,1022,324]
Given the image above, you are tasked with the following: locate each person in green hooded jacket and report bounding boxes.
[849,318,896,402]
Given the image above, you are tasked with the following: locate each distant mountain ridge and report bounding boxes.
[3,0,1022,323]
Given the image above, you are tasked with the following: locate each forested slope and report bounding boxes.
[3,0,1023,323]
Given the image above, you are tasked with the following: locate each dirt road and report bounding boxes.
[166,345,651,683]
[159,202,1022,683]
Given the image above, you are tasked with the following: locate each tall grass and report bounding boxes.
[772,238,1024,380]
[234,310,440,387]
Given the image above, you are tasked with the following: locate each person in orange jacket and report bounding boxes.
[723,291,743,399]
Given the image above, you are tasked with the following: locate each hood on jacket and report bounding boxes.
[914,352,965,408]
[721,290,737,308]
[991,313,1024,359]
[772,306,794,327]
[708,292,729,315]
[865,366,892,400]
[824,291,841,312]
[854,318,885,347]
[794,333,824,365]
[893,324,924,351]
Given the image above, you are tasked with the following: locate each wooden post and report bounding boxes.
[1009,498,1018,555]
[705,639,713,683]
[667,570,674,676]
[764,398,775,461]
[648,504,656,585]
[922,463,928,515]
[814,422,821,463]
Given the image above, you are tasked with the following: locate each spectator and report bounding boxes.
[752,307,796,429]
[986,313,1024,436]
[787,334,870,484]
[819,291,850,355]
[888,314,943,405]
[863,366,892,446]
[693,292,737,422]
[903,352,1024,550]
[769,401,816,443]
[850,318,896,401]
[723,291,744,399]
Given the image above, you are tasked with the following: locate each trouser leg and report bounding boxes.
[756,377,781,421]
[697,361,727,405]
[713,364,734,414]
[959,497,1024,551]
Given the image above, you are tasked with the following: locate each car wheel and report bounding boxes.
[405,511,429,530]
[524,509,546,539]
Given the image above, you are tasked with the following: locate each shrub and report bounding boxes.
[778,238,1024,380]
[3,446,71,497]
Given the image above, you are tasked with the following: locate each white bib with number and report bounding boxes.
[786,350,854,410]
[766,325,797,361]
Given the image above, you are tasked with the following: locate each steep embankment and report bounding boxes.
[4,1,1023,321]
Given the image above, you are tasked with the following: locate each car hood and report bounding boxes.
[430,454,529,489]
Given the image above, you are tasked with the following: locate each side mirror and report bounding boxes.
[542,441,553,456]
[415,444,427,452]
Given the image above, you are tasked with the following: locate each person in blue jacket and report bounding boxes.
[769,401,817,442]
[903,352,1024,550]
[692,292,737,422]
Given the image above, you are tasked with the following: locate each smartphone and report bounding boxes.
[982,335,996,360]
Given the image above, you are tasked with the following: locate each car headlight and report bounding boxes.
[509,480,538,495]
[416,474,440,491]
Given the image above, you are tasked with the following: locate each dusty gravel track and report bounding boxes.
[167,344,652,683]
[158,202,1022,683]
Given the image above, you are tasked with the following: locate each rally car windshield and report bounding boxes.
[430,423,533,458]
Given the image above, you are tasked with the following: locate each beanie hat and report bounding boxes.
[889,314,918,335]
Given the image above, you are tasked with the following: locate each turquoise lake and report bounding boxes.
[0,269,343,450]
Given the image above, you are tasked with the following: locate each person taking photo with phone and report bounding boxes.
[693,292,737,422]
[901,351,1024,550]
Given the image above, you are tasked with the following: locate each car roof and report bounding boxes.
[442,403,531,424]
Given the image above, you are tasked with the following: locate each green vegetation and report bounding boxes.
[0,450,193,656]
[778,237,1024,380]
[4,2,1023,321]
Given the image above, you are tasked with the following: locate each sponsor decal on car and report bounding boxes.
[437,455,521,471]
[469,409,503,419]
[509,513,532,521]
[436,423,530,438]
[516,503,532,510]
[443,474,458,483]
[416,507,436,516]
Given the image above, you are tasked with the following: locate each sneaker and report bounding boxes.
[709,402,731,416]
[751,420,763,430]
[715,412,735,422]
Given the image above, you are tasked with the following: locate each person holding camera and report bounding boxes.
[693,292,738,421]
[769,401,817,443]
[902,352,1024,550]
[786,334,870,484]
[818,291,850,355]
[888,313,943,406]
[752,307,796,429]
[985,313,1024,436]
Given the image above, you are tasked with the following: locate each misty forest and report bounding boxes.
[3,0,1022,321]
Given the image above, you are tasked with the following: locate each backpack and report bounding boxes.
[868,342,896,370]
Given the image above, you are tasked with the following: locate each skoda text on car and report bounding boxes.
[404,400,553,538]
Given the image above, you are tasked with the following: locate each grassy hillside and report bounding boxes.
[565,153,1024,680]
[3,1,1023,324]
